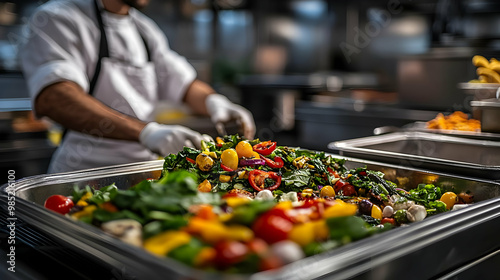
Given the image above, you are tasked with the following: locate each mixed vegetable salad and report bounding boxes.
[43,135,474,273]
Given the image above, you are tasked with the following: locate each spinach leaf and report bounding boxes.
[88,183,118,205]
[281,169,311,192]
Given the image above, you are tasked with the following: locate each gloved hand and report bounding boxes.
[139,122,209,156]
[205,94,256,139]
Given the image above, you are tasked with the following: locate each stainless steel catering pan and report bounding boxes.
[2,158,500,280]
[330,132,500,181]
[471,99,500,133]
[458,82,500,100]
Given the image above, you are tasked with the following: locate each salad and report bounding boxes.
[43,135,474,273]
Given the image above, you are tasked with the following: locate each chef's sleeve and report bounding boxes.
[20,7,90,115]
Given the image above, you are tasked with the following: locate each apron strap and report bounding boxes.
[61,0,151,142]
[141,35,152,62]
[90,0,151,95]
[89,0,110,96]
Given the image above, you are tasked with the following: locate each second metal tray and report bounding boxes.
[330,132,500,181]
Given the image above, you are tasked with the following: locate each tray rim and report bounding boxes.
[329,132,500,171]
[3,184,500,280]
[458,82,500,90]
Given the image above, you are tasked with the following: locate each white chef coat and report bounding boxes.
[20,0,197,173]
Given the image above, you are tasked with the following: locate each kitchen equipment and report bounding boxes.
[330,132,500,180]
[2,158,500,279]
[470,99,500,133]
[295,100,440,150]
[398,49,476,111]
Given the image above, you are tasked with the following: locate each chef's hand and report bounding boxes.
[139,122,210,156]
[205,94,256,139]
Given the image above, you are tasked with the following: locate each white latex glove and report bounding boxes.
[139,122,209,156]
[205,94,256,139]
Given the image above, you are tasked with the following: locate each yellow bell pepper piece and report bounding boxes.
[71,205,97,219]
[198,179,212,192]
[440,192,458,210]
[218,213,234,223]
[186,217,229,244]
[200,222,228,244]
[76,191,92,207]
[311,220,329,241]
[371,205,382,220]
[226,225,254,242]
[144,230,191,257]
[193,247,216,267]
[225,197,251,208]
[289,222,315,247]
[274,201,293,210]
[216,137,225,145]
[323,200,357,218]
[219,174,231,183]
[320,186,335,198]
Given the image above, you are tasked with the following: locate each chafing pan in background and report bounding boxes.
[2,158,500,279]
[471,99,500,133]
[459,82,500,101]
[330,132,500,181]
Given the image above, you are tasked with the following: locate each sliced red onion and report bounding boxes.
[239,158,266,166]
[317,185,324,191]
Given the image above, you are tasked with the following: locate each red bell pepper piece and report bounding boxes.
[248,170,281,192]
[220,163,234,172]
[262,156,284,169]
[327,167,340,178]
[186,157,196,164]
[252,141,277,156]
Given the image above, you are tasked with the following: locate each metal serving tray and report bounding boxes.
[2,158,500,280]
[471,99,500,133]
[330,132,500,181]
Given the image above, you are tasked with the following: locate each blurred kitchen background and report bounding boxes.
[1,0,500,180]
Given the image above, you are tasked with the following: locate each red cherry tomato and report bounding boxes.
[214,240,249,268]
[222,189,253,199]
[259,253,284,271]
[252,210,294,244]
[334,180,357,196]
[246,238,269,256]
[263,208,294,223]
[44,195,74,215]
[381,217,395,225]
[341,184,357,196]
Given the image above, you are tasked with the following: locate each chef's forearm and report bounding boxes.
[35,81,146,141]
[183,79,214,115]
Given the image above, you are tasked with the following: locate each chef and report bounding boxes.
[20,0,255,173]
